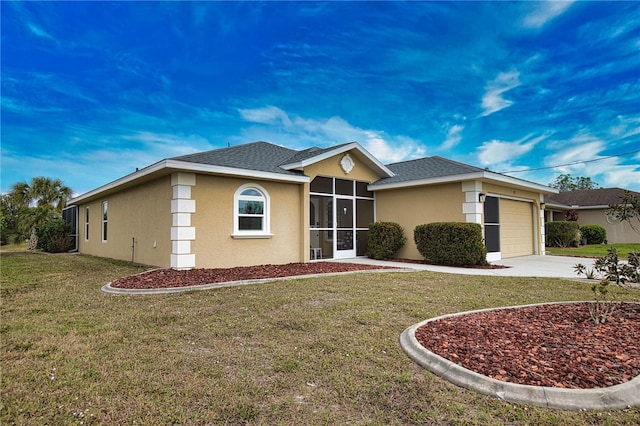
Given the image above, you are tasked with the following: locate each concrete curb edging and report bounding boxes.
[399,302,640,411]
[101,267,415,295]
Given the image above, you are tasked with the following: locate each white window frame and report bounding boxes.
[85,206,90,241]
[101,201,108,242]
[232,184,272,239]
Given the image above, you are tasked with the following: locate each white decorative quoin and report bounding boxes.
[340,154,355,174]
[461,181,483,224]
[170,172,196,269]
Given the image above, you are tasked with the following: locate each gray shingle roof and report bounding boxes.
[170,141,550,192]
[371,156,485,185]
[171,141,304,176]
[280,142,354,166]
[545,188,639,207]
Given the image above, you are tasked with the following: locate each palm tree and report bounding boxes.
[10,177,72,210]
[8,177,73,249]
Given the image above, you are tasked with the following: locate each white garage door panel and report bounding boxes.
[500,199,534,258]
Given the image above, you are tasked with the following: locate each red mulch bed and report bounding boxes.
[415,302,640,389]
[110,262,398,289]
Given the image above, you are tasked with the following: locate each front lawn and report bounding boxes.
[2,252,639,424]
[546,243,640,258]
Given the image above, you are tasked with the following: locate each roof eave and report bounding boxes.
[165,160,310,183]
[482,171,559,194]
[70,159,309,205]
[369,171,558,193]
[70,159,169,204]
[547,203,611,210]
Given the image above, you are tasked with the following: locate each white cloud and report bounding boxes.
[238,105,292,127]
[362,132,425,164]
[522,1,574,29]
[543,134,640,191]
[122,131,212,156]
[480,71,521,117]
[544,139,605,172]
[609,115,640,139]
[0,96,66,114]
[236,106,425,164]
[477,134,542,167]
[440,124,464,150]
[295,116,358,141]
[27,22,55,41]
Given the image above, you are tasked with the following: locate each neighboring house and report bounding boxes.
[545,188,640,244]
[66,141,557,269]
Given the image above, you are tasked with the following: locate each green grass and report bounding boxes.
[546,243,640,257]
[2,251,640,425]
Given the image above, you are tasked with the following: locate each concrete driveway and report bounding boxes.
[339,255,595,278]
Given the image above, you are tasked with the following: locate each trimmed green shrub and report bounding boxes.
[414,222,487,267]
[580,224,607,245]
[36,217,74,253]
[366,222,406,260]
[546,221,581,247]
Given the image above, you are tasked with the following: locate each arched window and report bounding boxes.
[233,184,271,238]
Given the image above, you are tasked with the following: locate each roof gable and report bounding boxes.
[279,141,395,177]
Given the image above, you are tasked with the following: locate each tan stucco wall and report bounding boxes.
[77,176,172,267]
[374,182,466,259]
[191,175,304,268]
[481,183,541,206]
[375,181,546,260]
[575,209,640,244]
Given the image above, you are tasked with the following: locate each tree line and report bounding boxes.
[1,177,73,251]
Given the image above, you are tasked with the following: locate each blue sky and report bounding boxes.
[2,1,639,196]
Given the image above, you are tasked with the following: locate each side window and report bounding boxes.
[233,184,270,237]
[85,206,90,241]
[102,201,108,242]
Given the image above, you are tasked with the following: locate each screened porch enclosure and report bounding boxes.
[309,176,374,260]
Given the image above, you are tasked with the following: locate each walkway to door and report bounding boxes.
[334,255,597,279]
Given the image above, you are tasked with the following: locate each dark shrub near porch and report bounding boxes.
[414,222,487,266]
[366,222,406,260]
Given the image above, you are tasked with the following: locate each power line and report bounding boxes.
[500,149,640,174]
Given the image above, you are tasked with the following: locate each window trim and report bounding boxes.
[232,184,272,239]
[85,206,90,241]
[101,201,108,242]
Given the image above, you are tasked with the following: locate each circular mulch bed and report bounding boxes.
[415,302,640,389]
[110,262,399,289]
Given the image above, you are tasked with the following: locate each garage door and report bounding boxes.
[500,199,534,258]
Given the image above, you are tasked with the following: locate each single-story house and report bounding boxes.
[545,188,640,244]
[66,141,557,269]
